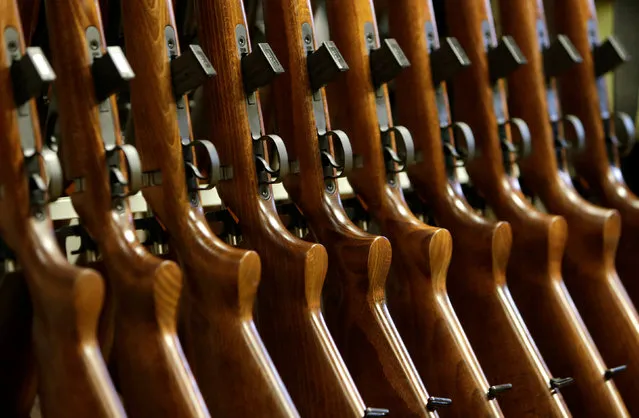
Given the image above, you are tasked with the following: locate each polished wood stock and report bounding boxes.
[389,0,571,415]
[505,0,639,413]
[550,0,639,318]
[262,0,437,416]
[0,1,124,416]
[323,0,504,416]
[120,1,298,416]
[44,0,210,416]
[446,0,629,415]
[193,0,367,416]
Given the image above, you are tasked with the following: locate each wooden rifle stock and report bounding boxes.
[387,0,572,415]
[261,0,440,416]
[323,0,505,416]
[193,0,369,416]
[44,0,211,416]
[445,0,629,415]
[504,0,639,413]
[550,0,639,317]
[0,1,124,416]
[119,1,299,416]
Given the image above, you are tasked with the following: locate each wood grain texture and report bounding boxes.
[262,0,437,416]
[44,1,211,416]
[446,0,629,415]
[323,1,504,416]
[193,1,367,416]
[549,1,639,322]
[0,1,124,416]
[389,0,571,416]
[505,0,639,414]
[121,1,299,416]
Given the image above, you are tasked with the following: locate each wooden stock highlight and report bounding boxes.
[323,0,504,416]
[262,0,437,416]
[446,0,629,415]
[193,0,366,416]
[44,0,210,416]
[0,1,123,416]
[120,1,298,416]
[389,0,571,415]
[548,0,639,415]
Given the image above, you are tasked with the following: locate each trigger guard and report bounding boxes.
[39,148,64,201]
[563,114,586,152]
[384,147,403,164]
[388,125,415,168]
[326,129,353,177]
[115,143,143,196]
[509,118,532,160]
[452,121,476,162]
[190,139,221,189]
[260,134,289,182]
[443,142,461,159]
[615,112,636,157]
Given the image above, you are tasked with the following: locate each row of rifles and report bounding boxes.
[0,0,637,416]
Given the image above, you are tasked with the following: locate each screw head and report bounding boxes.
[238,37,246,47]
[304,35,312,45]
[366,33,374,43]
[7,41,17,52]
[90,40,99,50]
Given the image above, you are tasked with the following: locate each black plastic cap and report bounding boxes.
[487,36,527,84]
[171,44,216,97]
[593,36,629,78]
[369,38,410,89]
[307,41,349,91]
[10,47,56,106]
[430,37,471,85]
[91,46,135,103]
[543,35,583,78]
[241,42,285,94]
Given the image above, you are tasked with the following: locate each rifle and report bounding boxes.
[119,0,300,416]
[550,0,637,212]
[386,0,573,415]
[0,0,125,416]
[192,0,378,416]
[43,0,213,415]
[260,0,448,415]
[504,0,639,413]
[322,0,506,416]
[444,0,630,415]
